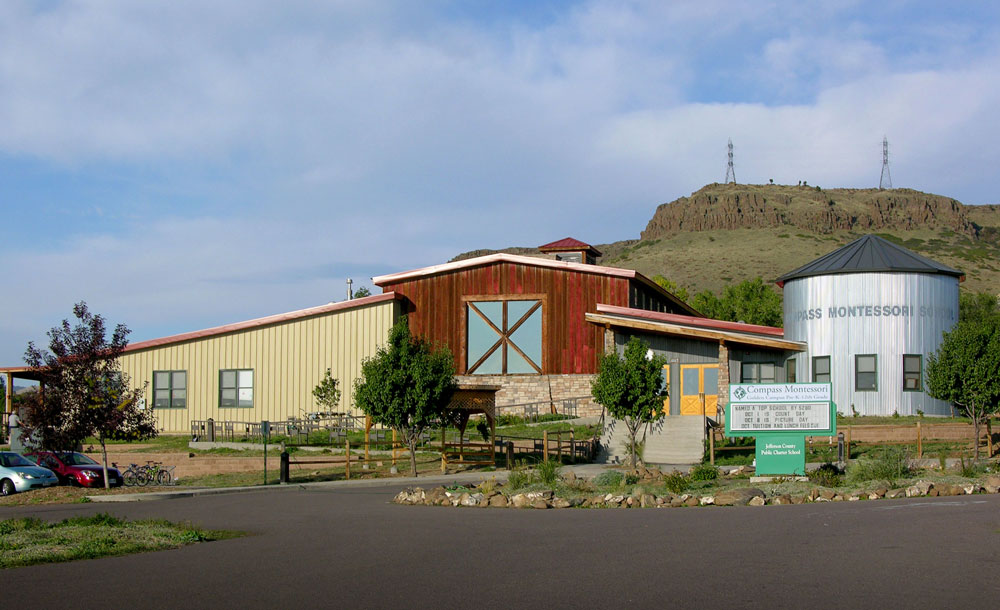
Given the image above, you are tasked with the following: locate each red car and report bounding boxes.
[27,451,123,488]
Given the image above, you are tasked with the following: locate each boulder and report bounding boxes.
[772,494,793,505]
[748,496,766,506]
[984,475,1000,493]
[963,484,978,495]
[561,471,577,484]
[713,488,766,506]
[847,494,861,502]
[551,497,572,509]
[511,493,531,508]
[699,496,715,506]
[461,493,483,507]
[790,495,807,504]
[640,494,656,508]
[872,488,887,498]
[684,497,700,507]
[819,490,836,501]
[915,480,934,495]
[669,498,684,508]
[905,486,922,498]
[531,498,550,509]
[489,494,509,508]
[887,488,906,499]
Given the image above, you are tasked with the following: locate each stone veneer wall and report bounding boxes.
[717,341,730,422]
[455,374,601,418]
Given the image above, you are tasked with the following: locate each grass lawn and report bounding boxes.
[0,513,242,569]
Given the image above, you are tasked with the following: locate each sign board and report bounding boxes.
[725,383,835,475]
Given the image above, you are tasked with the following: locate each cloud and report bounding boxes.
[2,0,1000,363]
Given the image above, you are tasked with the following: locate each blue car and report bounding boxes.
[0,451,59,495]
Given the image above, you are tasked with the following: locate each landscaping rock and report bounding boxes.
[949,485,966,496]
[561,471,577,484]
[669,498,684,508]
[963,484,978,495]
[772,494,792,505]
[551,497,571,509]
[426,487,447,504]
[464,493,484,507]
[640,494,656,508]
[847,494,861,502]
[886,488,905,499]
[809,489,821,501]
[511,493,530,508]
[984,476,1000,493]
[531,499,549,509]
[905,486,921,498]
[790,495,807,504]
[872,488,887,498]
[684,497,700,507]
[699,496,715,506]
[489,494,508,508]
[527,490,554,501]
[748,496,766,506]
[819,490,836,501]
[915,480,934,495]
[713,488,766,506]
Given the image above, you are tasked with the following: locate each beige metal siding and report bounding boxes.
[118,300,399,433]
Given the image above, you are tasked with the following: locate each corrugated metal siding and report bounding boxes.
[783,272,959,416]
[381,260,632,375]
[118,300,399,433]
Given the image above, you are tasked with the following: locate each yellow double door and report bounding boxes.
[663,363,719,416]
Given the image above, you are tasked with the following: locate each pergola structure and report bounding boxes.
[0,366,43,443]
[441,384,500,470]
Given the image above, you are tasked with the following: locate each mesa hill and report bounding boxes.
[455,183,1000,298]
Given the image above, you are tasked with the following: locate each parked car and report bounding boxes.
[27,451,123,488]
[0,451,59,495]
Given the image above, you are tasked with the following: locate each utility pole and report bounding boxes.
[879,136,892,190]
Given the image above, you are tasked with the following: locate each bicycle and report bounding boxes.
[141,460,175,486]
[113,462,149,487]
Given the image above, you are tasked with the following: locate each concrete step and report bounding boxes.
[598,415,706,466]
[644,416,705,465]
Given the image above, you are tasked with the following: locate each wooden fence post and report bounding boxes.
[709,429,715,466]
[570,430,576,464]
[345,439,351,480]
[917,421,922,459]
[988,419,994,458]
[543,429,549,463]
[846,426,852,461]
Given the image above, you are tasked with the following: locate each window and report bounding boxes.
[786,358,797,383]
[903,355,923,391]
[813,356,831,383]
[741,362,776,384]
[555,252,581,263]
[855,355,877,391]
[153,371,187,409]
[466,300,542,374]
[220,369,254,408]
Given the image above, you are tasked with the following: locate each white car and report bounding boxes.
[0,451,59,495]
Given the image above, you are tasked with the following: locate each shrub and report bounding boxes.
[624,472,639,485]
[959,456,988,478]
[506,465,531,490]
[663,470,689,494]
[535,460,561,487]
[846,447,912,486]
[690,463,720,481]
[592,470,624,488]
[808,463,844,487]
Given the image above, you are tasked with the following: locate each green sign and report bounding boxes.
[726,383,835,476]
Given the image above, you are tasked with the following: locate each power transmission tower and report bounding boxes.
[879,136,892,190]
[725,138,736,184]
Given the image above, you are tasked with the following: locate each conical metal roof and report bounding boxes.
[776,234,964,286]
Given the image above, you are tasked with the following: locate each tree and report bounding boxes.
[591,337,668,470]
[353,286,372,298]
[353,316,457,476]
[22,302,158,488]
[959,290,1000,324]
[691,277,783,326]
[312,368,342,413]
[926,315,1000,459]
[651,275,689,303]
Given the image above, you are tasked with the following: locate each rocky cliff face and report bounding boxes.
[641,184,982,240]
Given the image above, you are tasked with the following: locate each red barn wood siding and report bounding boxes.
[381,260,633,375]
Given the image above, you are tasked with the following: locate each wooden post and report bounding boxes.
[557,431,563,463]
[846,426,852,461]
[709,429,716,466]
[365,416,371,464]
[917,421,922,459]
[543,429,549,463]
[345,439,351,480]
[392,429,398,468]
[700,392,707,444]
[570,429,576,464]
[441,452,447,474]
[506,441,514,470]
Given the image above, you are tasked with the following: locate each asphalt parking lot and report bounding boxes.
[3,483,1000,609]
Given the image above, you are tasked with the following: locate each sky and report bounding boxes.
[3,0,1000,366]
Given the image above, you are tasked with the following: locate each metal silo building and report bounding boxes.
[778,235,963,416]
